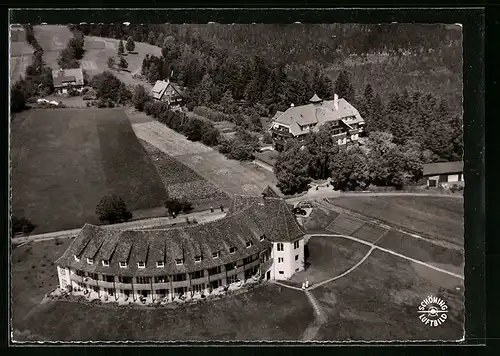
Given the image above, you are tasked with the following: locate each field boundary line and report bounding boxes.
[270,280,303,291]
[324,213,341,233]
[372,227,390,246]
[306,233,464,280]
[316,200,463,252]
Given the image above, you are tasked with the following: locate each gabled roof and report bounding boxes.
[272,97,364,137]
[423,161,464,176]
[150,80,184,100]
[52,68,84,88]
[56,194,304,276]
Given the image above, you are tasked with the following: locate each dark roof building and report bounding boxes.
[422,161,464,177]
[52,68,84,89]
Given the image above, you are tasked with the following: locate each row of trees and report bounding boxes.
[275,125,427,194]
[133,85,260,162]
[11,25,54,113]
[57,30,85,69]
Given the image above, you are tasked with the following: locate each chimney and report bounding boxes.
[334,94,339,110]
[290,103,295,107]
[258,194,266,206]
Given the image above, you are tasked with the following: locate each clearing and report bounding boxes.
[82,36,162,89]
[11,108,167,233]
[33,25,74,69]
[327,196,464,246]
[128,110,279,197]
[10,27,33,83]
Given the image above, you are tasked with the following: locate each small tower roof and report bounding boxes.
[309,93,323,103]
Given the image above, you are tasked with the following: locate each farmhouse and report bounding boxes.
[55,190,305,303]
[423,161,464,188]
[52,68,85,95]
[269,93,365,151]
[150,79,185,108]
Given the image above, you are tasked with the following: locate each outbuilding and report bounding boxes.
[422,161,464,188]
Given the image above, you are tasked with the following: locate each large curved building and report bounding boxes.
[55,190,306,302]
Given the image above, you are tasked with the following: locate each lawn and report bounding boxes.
[82,36,161,88]
[33,25,73,69]
[130,111,279,197]
[328,196,464,246]
[14,283,313,341]
[11,238,73,335]
[376,230,464,276]
[290,235,371,285]
[11,108,167,233]
[312,248,464,341]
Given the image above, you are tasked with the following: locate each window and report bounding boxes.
[279,271,284,275]
[194,256,202,263]
[208,266,222,276]
[173,273,186,282]
[175,259,183,266]
[294,241,300,249]
[278,257,284,264]
[136,276,152,284]
[156,261,164,268]
[225,262,237,271]
[212,252,220,259]
[119,261,127,268]
[74,255,80,262]
[137,261,145,269]
[102,260,109,267]
[154,276,168,283]
[229,247,237,254]
[295,255,299,261]
[119,276,132,284]
[260,235,265,242]
[277,243,284,252]
[246,241,253,248]
[75,269,85,277]
[190,270,204,279]
[295,268,300,272]
[86,258,94,265]
[104,275,114,283]
[227,274,239,284]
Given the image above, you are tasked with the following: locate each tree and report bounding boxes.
[201,126,220,146]
[125,36,135,52]
[274,143,312,195]
[329,146,370,191]
[132,84,150,111]
[95,195,132,224]
[118,40,124,56]
[334,70,355,103]
[12,215,35,235]
[119,56,128,70]
[90,71,132,105]
[195,73,214,106]
[220,89,235,111]
[262,131,273,144]
[165,198,192,216]
[10,85,26,113]
[183,118,205,142]
[147,31,156,45]
[107,56,115,69]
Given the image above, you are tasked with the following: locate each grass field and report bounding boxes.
[129,110,279,197]
[33,25,73,70]
[10,28,33,83]
[11,239,73,335]
[302,204,340,233]
[290,236,371,285]
[14,282,313,341]
[11,108,168,233]
[328,196,464,246]
[82,36,161,88]
[312,248,464,341]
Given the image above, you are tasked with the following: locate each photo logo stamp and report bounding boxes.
[417,295,448,327]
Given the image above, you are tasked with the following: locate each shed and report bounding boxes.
[422,161,464,188]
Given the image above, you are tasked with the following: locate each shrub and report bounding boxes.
[165,198,193,215]
[262,131,273,144]
[12,216,35,234]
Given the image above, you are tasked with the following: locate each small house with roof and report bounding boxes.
[269,93,365,151]
[52,68,85,95]
[422,161,464,188]
[150,79,185,108]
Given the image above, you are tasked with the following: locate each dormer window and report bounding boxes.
[246,241,253,248]
[175,259,183,266]
[74,255,80,262]
[260,235,265,242]
[212,252,220,259]
[86,258,94,265]
[229,247,237,254]
[102,260,109,267]
[137,261,145,269]
[119,261,127,268]
[194,256,202,263]
[156,261,164,268]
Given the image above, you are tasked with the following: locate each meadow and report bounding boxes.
[10,28,33,83]
[33,25,73,70]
